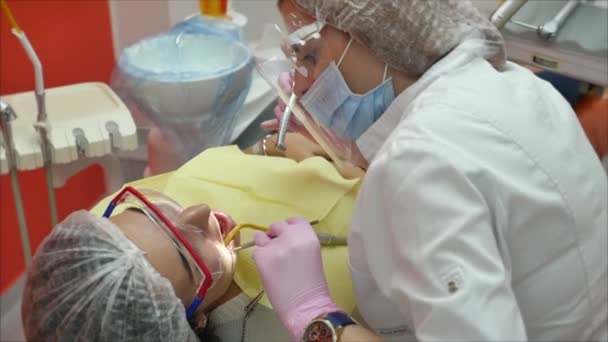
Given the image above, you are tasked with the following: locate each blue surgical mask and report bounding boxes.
[299,38,395,140]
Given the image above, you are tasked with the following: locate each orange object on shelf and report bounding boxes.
[200,0,229,17]
[576,92,608,159]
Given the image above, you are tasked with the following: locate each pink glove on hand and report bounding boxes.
[252,217,342,341]
[260,70,303,133]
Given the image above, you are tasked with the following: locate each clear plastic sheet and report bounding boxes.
[112,19,253,165]
[254,3,507,169]
[254,24,368,171]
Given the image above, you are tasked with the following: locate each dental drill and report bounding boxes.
[276,91,297,151]
[0,99,32,265]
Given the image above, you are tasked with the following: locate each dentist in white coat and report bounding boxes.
[252,1,608,341]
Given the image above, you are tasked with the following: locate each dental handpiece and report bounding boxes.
[276,91,297,151]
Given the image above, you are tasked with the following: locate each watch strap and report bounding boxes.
[324,311,356,329]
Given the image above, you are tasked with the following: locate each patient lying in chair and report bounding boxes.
[21,139,360,341]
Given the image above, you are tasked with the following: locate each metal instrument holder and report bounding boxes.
[491,0,607,86]
[510,1,580,41]
[491,0,530,29]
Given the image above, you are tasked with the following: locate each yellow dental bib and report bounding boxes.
[91,146,360,311]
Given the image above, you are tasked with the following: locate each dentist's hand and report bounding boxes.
[252,217,342,341]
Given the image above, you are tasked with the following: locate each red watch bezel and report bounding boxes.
[302,318,337,342]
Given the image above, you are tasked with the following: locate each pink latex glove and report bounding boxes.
[253,217,342,341]
[260,70,304,133]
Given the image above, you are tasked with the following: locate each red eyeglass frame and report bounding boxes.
[102,186,212,319]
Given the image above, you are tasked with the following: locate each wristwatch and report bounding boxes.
[301,311,357,342]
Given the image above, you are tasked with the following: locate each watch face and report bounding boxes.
[303,320,335,342]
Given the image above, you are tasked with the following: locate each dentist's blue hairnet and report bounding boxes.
[21,211,199,342]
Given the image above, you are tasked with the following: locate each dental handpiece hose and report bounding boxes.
[34,93,58,226]
[11,25,58,226]
[0,101,32,265]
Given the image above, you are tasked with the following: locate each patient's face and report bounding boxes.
[110,204,238,315]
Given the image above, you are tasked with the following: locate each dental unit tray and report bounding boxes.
[0,82,137,175]
[500,0,608,86]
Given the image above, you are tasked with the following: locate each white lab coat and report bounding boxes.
[350,41,608,341]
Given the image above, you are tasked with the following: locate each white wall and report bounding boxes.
[109,0,171,60]
[109,0,281,60]
[470,0,502,16]
[166,0,281,41]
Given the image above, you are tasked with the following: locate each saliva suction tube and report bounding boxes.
[224,220,347,251]
[224,223,267,247]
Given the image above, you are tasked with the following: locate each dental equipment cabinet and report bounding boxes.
[0,1,138,269]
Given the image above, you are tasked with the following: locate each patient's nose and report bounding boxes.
[179,205,211,234]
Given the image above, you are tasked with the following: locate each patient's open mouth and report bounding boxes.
[214,212,236,238]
